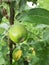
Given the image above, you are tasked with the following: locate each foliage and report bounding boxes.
[38,0,49,10]
[0,0,49,65]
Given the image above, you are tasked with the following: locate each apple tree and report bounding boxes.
[0,0,49,65]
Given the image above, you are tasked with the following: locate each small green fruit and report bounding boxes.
[8,24,27,43]
[13,49,22,61]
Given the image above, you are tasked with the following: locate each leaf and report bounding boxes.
[0,22,9,30]
[19,0,27,11]
[0,52,5,65]
[13,62,18,65]
[0,43,2,50]
[38,0,49,10]
[43,27,49,43]
[0,57,5,65]
[36,47,49,65]
[16,8,49,25]
[0,40,7,46]
[0,27,5,35]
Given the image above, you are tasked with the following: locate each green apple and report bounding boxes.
[8,24,27,43]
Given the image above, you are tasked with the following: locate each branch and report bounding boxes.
[9,2,15,65]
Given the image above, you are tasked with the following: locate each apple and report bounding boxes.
[8,24,27,43]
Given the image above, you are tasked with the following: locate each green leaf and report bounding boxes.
[0,52,5,65]
[19,0,27,11]
[0,43,2,50]
[43,27,49,42]
[38,0,49,10]
[0,40,7,46]
[13,61,18,65]
[0,57,5,65]
[36,47,49,65]
[0,27,5,35]
[16,8,49,25]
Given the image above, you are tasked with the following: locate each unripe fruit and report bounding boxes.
[13,49,22,61]
[8,24,27,43]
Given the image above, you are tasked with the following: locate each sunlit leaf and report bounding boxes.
[16,8,49,25]
[38,0,49,10]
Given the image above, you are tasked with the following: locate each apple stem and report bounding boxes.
[12,43,16,52]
